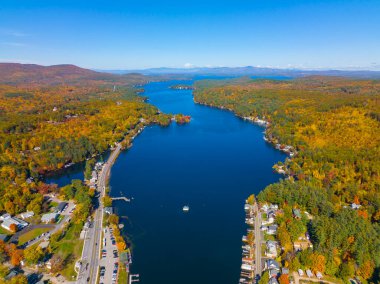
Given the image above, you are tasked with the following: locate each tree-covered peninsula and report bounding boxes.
[194,76,380,283]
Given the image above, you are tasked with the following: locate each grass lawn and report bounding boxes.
[51,222,84,280]
[0,226,11,235]
[50,201,59,208]
[18,227,51,245]
[118,262,128,284]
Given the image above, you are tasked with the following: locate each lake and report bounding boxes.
[109,80,286,284]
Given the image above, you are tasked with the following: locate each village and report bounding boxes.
[0,157,133,284]
[239,196,336,284]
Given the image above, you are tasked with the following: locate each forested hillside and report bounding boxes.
[194,77,380,282]
[0,64,171,215]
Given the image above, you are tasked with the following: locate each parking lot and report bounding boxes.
[98,226,119,284]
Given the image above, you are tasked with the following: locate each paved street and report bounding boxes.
[254,203,262,278]
[77,143,122,284]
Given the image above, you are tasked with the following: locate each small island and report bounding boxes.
[169,84,194,90]
[173,114,191,124]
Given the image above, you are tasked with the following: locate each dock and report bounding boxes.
[111,196,130,202]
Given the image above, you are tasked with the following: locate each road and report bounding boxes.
[77,143,122,284]
[254,202,262,279]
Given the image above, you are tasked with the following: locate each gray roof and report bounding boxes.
[57,202,68,212]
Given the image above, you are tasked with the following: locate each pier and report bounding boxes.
[111,196,131,202]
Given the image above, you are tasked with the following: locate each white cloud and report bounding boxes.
[184,63,195,68]
[0,28,30,37]
[1,42,27,47]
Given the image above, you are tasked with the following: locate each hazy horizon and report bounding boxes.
[1,0,379,70]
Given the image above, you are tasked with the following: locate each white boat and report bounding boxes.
[182,205,190,212]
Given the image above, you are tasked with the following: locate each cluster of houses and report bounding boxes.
[242,116,270,127]
[274,144,296,157]
[260,203,279,236]
[41,202,68,224]
[0,201,70,234]
[88,161,104,188]
[260,204,320,284]
[240,202,257,284]
[298,268,323,280]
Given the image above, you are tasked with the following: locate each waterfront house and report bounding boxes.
[41,213,59,223]
[104,207,113,215]
[241,263,254,271]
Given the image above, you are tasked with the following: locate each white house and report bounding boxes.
[267,225,278,235]
[0,213,11,221]
[266,259,280,271]
[266,241,278,258]
[1,217,28,231]
[306,269,313,278]
[20,211,34,219]
[41,213,59,224]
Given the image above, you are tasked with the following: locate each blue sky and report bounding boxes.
[1,0,379,70]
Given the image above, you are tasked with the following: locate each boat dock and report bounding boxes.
[111,196,130,202]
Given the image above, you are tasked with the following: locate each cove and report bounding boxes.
[109,79,287,284]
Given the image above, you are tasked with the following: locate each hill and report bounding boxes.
[0,63,148,86]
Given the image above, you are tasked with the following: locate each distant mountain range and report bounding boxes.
[1,64,379,86]
[99,66,380,79]
[0,63,147,86]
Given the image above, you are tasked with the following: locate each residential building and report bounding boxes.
[41,213,59,223]
[306,269,313,278]
[266,240,278,258]
[1,217,28,231]
[20,211,34,219]
[266,259,280,270]
[267,225,278,235]
[292,208,302,219]
[104,207,113,215]
[56,202,68,214]
[0,213,11,221]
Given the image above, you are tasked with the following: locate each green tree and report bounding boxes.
[259,271,269,284]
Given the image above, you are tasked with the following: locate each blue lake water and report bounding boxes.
[109,80,286,284]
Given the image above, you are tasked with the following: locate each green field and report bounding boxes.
[118,263,128,284]
[51,222,84,280]
[18,227,51,245]
[0,226,11,235]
